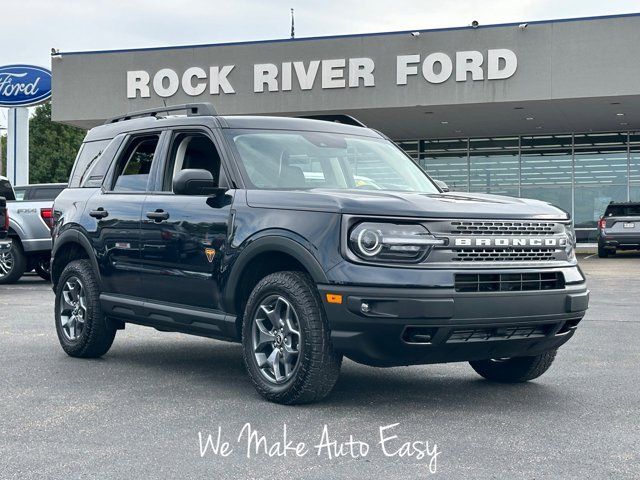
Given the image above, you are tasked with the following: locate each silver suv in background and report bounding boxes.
[597,202,640,257]
[0,181,66,283]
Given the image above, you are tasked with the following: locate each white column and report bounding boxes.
[6,107,29,186]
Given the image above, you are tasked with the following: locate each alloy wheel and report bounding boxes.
[59,276,87,341]
[252,295,302,384]
[0,251,13,277]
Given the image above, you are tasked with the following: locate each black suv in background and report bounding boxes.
[598,201,640,257]
[51,104,589,404]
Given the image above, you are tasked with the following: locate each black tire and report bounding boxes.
[242,271,342,404]
[469,349,557,383]
[55,259,116,358]
[34,256,51,281]
[598,244,613,258]
[0,240,27,284]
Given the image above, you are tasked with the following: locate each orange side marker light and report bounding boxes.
[326,293,343,304]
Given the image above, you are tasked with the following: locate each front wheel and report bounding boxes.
[55,259,116,358]
[469,350,557,383]
[242,271,342,404]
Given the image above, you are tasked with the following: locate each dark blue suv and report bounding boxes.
[51,104,589,404]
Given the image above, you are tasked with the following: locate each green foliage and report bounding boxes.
[29,103,85,183]
[1,134,6,176]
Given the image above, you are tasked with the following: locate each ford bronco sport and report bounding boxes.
[51,104,589,404]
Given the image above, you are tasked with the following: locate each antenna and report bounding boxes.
[290,8,295,39]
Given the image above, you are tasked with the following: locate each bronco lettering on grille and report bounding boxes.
[454,237,567,247]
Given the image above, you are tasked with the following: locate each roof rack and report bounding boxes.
[297,114,366,128]
[105,103,218,124]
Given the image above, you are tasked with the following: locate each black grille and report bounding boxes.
[455,272,565,292]
[447,324,551,343]
[453,248,557,262]
[450,220,557,235]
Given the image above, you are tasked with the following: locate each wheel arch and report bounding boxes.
[51,229,101,290]
[224,235,328,318]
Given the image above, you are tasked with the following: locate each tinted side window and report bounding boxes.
[112,136,159,192]
[13,188,25,201]
[605,204,640,216]
[30,187,65,201]
[69,140,111,188]
[162,132,224,192]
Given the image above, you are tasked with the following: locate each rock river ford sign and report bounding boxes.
[0,65,52,107]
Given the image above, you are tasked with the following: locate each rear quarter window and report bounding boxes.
[68,139,113,188]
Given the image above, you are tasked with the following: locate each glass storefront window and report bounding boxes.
[521,186,572,217]
[420,154,468,192]
[469,151,519,193]
[574,147,628,185]
[521,150,572,186]
[521,134,573,150]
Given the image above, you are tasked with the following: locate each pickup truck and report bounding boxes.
[0,177,11,260]
[0,180,66,283]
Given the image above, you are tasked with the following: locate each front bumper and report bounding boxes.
[318,278,589,367]
[0,239,11,254]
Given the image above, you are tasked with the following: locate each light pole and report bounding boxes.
[0,124,6,176]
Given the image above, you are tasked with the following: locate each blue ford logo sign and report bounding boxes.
[0,64,52,107]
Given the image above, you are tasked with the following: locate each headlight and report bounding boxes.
[348,222,444,263]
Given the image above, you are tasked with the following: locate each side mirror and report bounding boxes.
[173,169,224,196]
[434,179,450,192]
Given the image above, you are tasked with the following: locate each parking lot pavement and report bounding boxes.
[1,257,639,480]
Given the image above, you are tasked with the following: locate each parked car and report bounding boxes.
[0,182,66,283]
[0,177,11,262]
[597,201,640,257]
[51,103,588,404]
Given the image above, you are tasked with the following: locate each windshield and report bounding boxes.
[226,129,439,193]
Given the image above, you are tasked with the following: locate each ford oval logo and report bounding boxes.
[0,64,52,107]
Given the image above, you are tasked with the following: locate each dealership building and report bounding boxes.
[51,13,640,241]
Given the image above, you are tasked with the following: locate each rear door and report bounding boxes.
[138,128,234,310]
[84,132,166,297]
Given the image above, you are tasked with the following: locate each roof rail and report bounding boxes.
[297,114,366,128]
[105,103,218,124]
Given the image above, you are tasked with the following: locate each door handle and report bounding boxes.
[146,209,170,222]
[89,208,109,219]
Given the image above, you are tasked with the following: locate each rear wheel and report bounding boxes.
[55,259,116,358]
[0,241,27,284]
[242,271,342,404]
[598,244,615,258]
[34,256,51,281]
[469,350,557,383]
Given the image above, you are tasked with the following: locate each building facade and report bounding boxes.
[51,13,640,241]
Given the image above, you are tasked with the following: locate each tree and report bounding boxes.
[29,102,85,183]
[1,133,6,177]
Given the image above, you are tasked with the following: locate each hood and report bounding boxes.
[246,189,569,220]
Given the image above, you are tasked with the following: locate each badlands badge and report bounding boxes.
[205,248,216,263]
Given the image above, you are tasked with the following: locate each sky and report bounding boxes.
[1,0,640,127]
